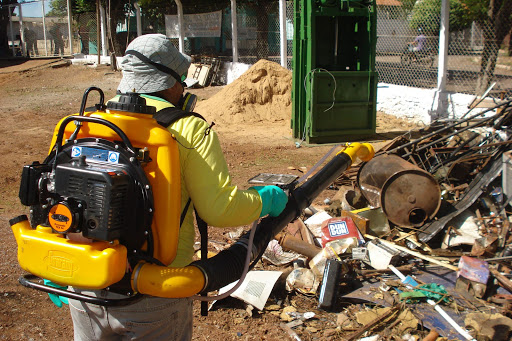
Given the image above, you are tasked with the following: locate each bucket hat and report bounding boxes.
[118,34,191,94]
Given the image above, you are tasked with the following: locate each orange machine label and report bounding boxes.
[48,204,73,232]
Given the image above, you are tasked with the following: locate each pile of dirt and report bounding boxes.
[195,59,292,124]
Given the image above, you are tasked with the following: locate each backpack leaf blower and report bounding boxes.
[10,87,374,306]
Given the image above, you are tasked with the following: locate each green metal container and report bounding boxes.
[292,0,378,144]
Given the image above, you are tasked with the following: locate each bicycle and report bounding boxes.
[400,45,435,67]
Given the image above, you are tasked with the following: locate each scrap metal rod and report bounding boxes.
[402,113,501,158]
[490,268,512,292]
[386,99,512,156]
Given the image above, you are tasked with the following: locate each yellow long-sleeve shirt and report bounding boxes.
[141,95,262,267]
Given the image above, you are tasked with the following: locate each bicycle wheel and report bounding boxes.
[426,54,434,67]
[401,53,412,66]
[419,53,434,67]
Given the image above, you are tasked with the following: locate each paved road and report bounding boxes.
[376,54,512,95]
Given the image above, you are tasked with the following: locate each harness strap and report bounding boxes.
[153,106,205,128]
[125,50,184,85]
[195,210,209,316]
[180,198,191,227]
[154,104,205,229]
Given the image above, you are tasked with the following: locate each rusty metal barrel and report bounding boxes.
[357,154,441,228]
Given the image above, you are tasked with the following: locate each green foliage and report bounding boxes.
[459,0,489,23]
[401,0,417,13]
[46,0,95,17]
[47,0,68,17]
[1,0,17,5]
[75,0,95,13]
[449,0,473,31]
[410,0,472,35]
[138,0,171,30]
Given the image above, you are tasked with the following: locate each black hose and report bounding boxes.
[193,153,353,293]
[69,87,105,141]
[19,274,143,307]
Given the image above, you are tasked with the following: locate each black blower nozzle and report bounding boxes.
[193,145,372,293]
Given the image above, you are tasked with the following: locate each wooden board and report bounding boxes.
[198,65,211,86]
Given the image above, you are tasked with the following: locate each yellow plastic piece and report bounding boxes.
[11,219,127,288]
[49,109,181,265]
[132,262,205,298]
[338,142,375,163]
[350,207,372,214]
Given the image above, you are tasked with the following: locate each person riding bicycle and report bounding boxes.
[401,28,434,67]
[408,28,426,53]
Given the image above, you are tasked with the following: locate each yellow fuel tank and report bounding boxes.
[11,216,127,288]
[48,107,182,266]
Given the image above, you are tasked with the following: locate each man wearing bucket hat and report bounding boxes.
[62,33,288,340]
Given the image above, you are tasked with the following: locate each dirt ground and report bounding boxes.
[0,59,423,341]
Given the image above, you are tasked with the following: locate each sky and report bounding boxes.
[13,0,53,18]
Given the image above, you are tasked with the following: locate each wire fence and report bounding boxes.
[75,12,99,56]
[5,0,512,98]
[9,0,73,57]
[376,1,512,98]
[138,1,294,69]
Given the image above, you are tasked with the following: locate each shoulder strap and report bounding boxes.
[195,208,209,317]
[154,106,205,128]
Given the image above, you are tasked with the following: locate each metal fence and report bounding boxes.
[5,0,512,98]
[137,1,294,69]
[75,11,99,56]
[8,0,73,57]
[375,1,512,98]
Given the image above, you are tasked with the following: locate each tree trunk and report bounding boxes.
[475,0,512,96]
[106,1,127,56]
[508,28,512,56]
[475,31,499,95]
[108,14,124,55]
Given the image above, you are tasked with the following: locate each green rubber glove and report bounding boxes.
[43,279,69,308]
[251,185,288,217]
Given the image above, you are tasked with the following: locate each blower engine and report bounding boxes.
[10,87,375,306]
[20,131,152,250]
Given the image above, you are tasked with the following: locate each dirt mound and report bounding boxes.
[195,59,292,124]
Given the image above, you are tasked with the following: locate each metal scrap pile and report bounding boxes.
[211,99,512,340]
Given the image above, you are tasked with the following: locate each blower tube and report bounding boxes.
[131,143,374,297]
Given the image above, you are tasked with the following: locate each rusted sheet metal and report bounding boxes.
[457,256,490,285]
[357,154,441,228]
